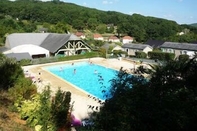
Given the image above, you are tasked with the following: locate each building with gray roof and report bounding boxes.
[1,33,91,60]
[6,53,32,61]
[160,42,197,58]
[122,43,153,56]
[145,39,165,48]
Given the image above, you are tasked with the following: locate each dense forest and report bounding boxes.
[190,23,197,28]
[0,0,197,44]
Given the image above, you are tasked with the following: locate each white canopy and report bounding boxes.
[11,44,50,57]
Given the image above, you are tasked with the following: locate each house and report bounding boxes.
[122,36,133,44]
[112,45,124,52]
[1,33,91,60]
[145,39,165,48]
[75,32,86,39]
[101,43,116,50]
[107,24,114,29]
[93,34,104,41]
[122,43,153,56]
[160,42,197,58]
[108,36,120,43]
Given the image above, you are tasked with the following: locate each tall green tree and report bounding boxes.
[37,86,52,131]
[0,53,24,90]
[93,57,197,130]
[51,88,72,131]
[96,24,107,34]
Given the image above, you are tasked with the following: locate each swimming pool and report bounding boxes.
[44,62,118,100]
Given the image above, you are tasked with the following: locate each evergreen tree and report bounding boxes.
[37,86,52,131]
[51,88,72,131]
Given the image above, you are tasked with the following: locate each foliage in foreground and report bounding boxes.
[0,53,73,130]
[91,57,197,130]
[17,87,72,131]
[0,53,24,90]
[51,89,72,131]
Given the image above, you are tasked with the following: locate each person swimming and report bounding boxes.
[73,69,76,74]
[59,67,64,72]
[94,70,98,74]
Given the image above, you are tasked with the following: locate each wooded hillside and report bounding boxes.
[190,23,197,28]
[0,0,197,44]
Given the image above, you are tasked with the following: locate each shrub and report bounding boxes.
[19,59,32,66]
[31,57,59,65]
[148,51,175,61]
[0,57,24,90]
[135,51,147,58]
[113,50,127,57]
[179,54,189,62]
[17,87,72,130]
[8,77,37,100]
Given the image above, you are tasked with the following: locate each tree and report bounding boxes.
[96,24,107,34]
[18,86,73,130]
[18,87,51,129]
[37,86,52,131]
[0,54,24,90]
[87,18,98,30]
[92,57,197,130]
[51,88,72,131]
[53,22,70,33]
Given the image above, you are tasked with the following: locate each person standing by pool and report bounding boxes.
[37,71,42,83]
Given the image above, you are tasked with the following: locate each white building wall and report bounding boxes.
[122,39,133,44]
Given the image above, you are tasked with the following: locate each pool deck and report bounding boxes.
[23,57,140,120]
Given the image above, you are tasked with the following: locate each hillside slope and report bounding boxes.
[190,23,197,28]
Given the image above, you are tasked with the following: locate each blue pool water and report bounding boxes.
[44,62,118,100]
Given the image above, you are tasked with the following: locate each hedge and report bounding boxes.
[135,51,147,58]
[179,54,189,61]
[148,51,175,61]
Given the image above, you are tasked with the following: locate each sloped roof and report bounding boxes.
[145,39,165,48]
[5,33,89,54]
[101,43,116,49]
[5,33,49,48]
[112,45,123,51]
[94,34,103,38]
[122,36,133,40]
[160,42,197,51]
[5,52,32,61]
[122,43,153,50]
[0,46,9,53]
[75,32,84,37]
[40,33,81,53]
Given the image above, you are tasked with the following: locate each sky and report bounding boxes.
[11,0,196,24]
